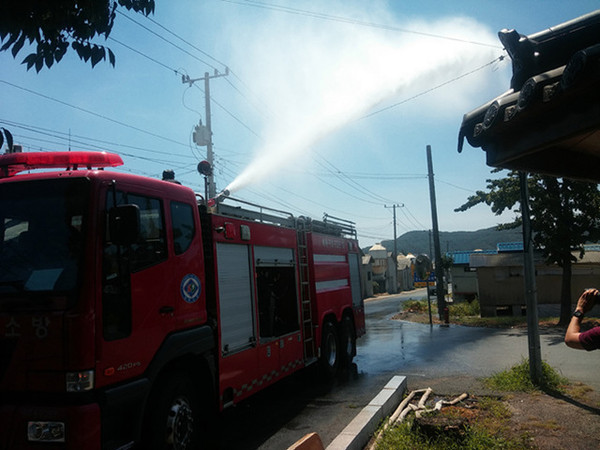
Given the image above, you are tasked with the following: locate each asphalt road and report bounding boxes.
[215,290,600,449]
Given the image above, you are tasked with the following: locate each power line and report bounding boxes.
[117,10,221,70]
[0,80,189,149]
[360,55,505,120]
[436,178,477,192]
[224,0,503,49]
[143,14,229,70]
[108,36,182,75]
[401,205,427,230]
[121,10,272,121]
[0,118,197,160]
[314,154,400,204]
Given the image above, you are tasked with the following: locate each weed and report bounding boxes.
[566,381,593,400]
[449,299,480,317]
[402,299,433,314]
[483,359,569,393]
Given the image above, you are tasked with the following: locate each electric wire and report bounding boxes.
[108,36,183,75]
[360,55,505,120]
[313,154,401,205]
[117,10,221,70]
[223,0,503,49]
[437,178,478,193]
[0,80,189,149]
[0,118,197,160]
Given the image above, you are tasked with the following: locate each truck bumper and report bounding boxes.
[0,402,101,450]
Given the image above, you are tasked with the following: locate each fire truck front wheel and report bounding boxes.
[144,372,202,450]
[319,321,340,380]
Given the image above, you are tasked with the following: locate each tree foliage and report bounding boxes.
[0,0,155,71]
[455,170,600,325]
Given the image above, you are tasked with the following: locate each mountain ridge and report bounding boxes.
[363,226,523,257]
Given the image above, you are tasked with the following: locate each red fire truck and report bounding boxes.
[0,151,365,449]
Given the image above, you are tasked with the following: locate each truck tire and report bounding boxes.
[144,372,201,450]
[339,315,356,369]
[319,321,339,381]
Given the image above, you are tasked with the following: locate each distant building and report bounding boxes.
[471,245,600,317]
[448,246,511,302]
[361,254,374,298]
[368,243,397,294]
[396,253,415,292]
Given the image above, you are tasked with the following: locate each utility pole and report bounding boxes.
[384,204,403,261]
[182,68,229,199]
[426,145,446,320]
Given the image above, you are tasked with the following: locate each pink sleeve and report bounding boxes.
[579,326,600,351]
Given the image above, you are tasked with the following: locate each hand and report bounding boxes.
[576,288,598,314]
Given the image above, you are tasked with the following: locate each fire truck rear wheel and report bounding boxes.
[319,321,339,380]
[145,372,201,450]
[339,315,356,368]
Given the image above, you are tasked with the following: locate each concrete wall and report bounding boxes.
[450,265,478,301]
[477,264,600,317]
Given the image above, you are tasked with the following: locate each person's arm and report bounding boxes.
[565,311,585,349]
[565,289,598,349]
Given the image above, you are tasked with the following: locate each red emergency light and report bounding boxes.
[0,151,124,178]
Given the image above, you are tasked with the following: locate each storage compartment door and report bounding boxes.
[216,243,255,354]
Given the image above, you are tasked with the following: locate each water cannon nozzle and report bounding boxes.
[209,189,231,207]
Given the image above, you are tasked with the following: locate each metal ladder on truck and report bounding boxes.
[296,217,317,363]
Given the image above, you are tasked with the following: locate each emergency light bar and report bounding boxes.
[0,151,124,178]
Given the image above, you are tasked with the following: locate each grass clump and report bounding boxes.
[483,359,569,393]
[401,298,481,319]
[403,299,432,314]
[448,299,480,317]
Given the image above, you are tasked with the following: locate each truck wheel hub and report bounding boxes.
[166,398,194,449]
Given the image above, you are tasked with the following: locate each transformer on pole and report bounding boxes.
[182,68,229,198]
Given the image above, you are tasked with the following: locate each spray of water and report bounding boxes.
[221,5,503,195]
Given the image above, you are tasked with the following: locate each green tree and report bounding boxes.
[455,170,600,325]
[0,0,155,71]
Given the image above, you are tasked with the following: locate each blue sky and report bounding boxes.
[1,1,598,249]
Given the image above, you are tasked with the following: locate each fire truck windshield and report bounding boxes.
[0,178,89,310]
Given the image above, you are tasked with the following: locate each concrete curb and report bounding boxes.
[326,375,407,450]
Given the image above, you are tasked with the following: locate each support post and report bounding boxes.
[203,72,215,198]
[426,145,446,319]
[519,171,543,384]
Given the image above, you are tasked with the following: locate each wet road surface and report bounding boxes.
[215,290,599,449]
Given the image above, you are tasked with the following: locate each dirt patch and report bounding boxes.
[394,383,600,449]
[502,388,600,449]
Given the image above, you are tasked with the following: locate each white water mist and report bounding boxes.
[221,6,504,195]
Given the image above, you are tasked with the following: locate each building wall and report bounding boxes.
[450,265,478,301]
[477,264,600,316]
[397,267,413,292]
[361,263,374,298]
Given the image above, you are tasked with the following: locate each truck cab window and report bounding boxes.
[128,193,166,271]
[171,201,195,255]
[0,178,88,309]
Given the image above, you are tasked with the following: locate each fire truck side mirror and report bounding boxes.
[109,204,140,246]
